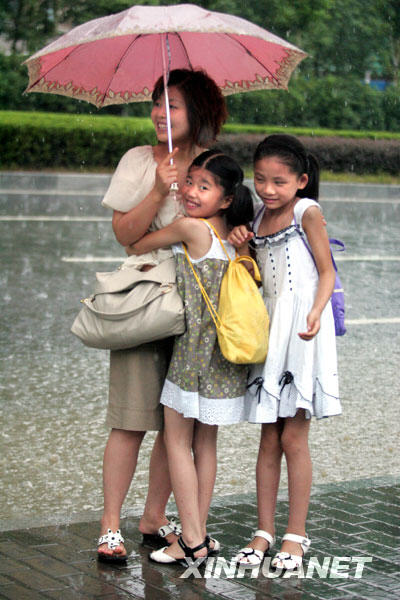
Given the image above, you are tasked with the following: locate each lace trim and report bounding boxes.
[251,224,298,249]
[161,379,246,425]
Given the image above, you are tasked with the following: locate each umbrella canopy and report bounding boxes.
[24,3,307,109]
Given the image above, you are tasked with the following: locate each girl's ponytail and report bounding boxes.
[224,182,254,227]
[190,150,254,226]
[298,152,320,200]
[254,134,320,201]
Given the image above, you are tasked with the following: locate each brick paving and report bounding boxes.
[0,477,399,600]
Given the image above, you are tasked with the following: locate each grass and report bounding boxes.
[223,122,400,141]
[319,171,400,185]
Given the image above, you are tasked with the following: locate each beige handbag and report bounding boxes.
[71,257,186,350]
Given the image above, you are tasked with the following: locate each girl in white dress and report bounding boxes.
[228,134,342,572]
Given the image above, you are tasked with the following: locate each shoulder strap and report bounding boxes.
[252,205,265,232]
[293,214,344,273]
[182,244,221,330]
[200,218,232,262]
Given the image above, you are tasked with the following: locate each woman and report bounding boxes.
[97,69,227,562]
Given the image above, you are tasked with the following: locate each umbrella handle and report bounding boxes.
[161,34,178,192]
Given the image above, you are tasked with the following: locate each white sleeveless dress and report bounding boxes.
[245,198,342,423]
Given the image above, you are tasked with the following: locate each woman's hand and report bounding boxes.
[154,148,179,197]
[227,225,254,249]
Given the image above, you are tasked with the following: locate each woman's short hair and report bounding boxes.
[152,69,227,147]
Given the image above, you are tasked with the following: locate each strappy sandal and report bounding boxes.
[149,535,208,566]
[234,529,275,566]
[97,528,127,563]
[142,518,182,548]
[206,534,221,556]
[271,533,311,571]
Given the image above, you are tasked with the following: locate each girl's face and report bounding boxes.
[254,156,308,210]
[182,167,231,218]
[151,86,191,145]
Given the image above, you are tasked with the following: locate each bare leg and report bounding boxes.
[192,421,218,536]
[280,409,312,556]
[99,428,145,556]
[139,431,177,543]
[243,422,283,557]
[161,407,210,559]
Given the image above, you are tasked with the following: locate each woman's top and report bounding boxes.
[102,145,183,269]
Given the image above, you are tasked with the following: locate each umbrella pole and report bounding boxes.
[161,34,178,191]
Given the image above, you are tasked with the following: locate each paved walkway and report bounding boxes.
[0,477,399,600]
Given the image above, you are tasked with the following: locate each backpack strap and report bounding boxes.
[182,244,222,330]
[183,219,261,329]
[293,214,345,271]
[200,218,261,280]
[199,218,232,261]
[252,205,265,233]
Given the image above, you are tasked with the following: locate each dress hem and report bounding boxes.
[246,373,341,423]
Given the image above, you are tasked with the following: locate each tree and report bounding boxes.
[0,0,60,53]
[377,0,400,84]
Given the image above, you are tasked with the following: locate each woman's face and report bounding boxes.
[151,86,191,145]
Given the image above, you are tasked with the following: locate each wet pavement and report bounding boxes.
[0,476,399,599]
[1,172,400,598]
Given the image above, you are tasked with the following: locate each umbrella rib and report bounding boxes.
[175,33,194,70]
[225,33,281,86]
[99,34,143,106]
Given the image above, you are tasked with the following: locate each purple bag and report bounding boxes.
[329,241,346,336]
[294,216,346,336]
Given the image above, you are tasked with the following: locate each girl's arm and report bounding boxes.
[298,207,335,341]
[128,217,211,259]
[112,149,179,247]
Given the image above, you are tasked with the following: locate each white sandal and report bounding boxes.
[234,530,275,566]
[271,533,311,570]
[97,528,127,563]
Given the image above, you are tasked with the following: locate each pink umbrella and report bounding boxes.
[24,3,307,154]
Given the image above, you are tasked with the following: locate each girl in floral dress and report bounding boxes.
[129,149,253,565]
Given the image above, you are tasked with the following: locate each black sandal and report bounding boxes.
[149,535,208,566]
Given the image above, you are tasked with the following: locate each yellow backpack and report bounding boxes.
[183,220,269,364]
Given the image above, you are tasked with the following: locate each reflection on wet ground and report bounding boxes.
[1,173,399,527]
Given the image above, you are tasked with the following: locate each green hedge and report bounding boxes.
[0,111,156,169]
[1,110,399,174]
[215,134,400,175]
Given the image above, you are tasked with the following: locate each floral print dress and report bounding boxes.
[160,224,249,425]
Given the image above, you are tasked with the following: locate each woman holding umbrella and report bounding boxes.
[97,69,227,562]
